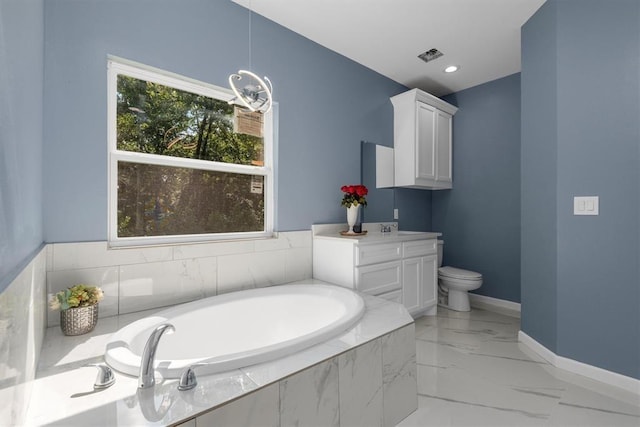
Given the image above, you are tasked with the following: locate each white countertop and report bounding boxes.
[312,223,441,244]
[25,279,413,426]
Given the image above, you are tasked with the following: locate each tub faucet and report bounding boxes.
[138,323,175,389]
[177,363,207,391]
[86,363,116,389]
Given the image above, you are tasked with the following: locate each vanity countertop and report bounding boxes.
[312,223,441,244]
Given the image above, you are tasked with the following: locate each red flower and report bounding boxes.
[340,184,368,207]
[355,185,368,196]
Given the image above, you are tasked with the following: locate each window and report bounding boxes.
[108,58,274,246]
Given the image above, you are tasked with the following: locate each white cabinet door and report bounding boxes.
[416,102,436,181]
[390,89,456,189]
[421,254,438,308]
[435,110,453,185]
[404,254,438,315]
[402,257,421,313]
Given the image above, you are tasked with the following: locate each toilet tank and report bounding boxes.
[437,240,443,267]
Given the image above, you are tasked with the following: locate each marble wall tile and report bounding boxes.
[172,239,255,260]
[382,324,418,427]
[51,241,172,271]
[242,342,350,388]
[280,358,340,427]
[339,338,384,427]
[32,249,48,360]
[254,230,311,252]
[284,247,313,283]
[195,383,279,427]
[118,259,206,314]
[0,247,47,427]
[282,230,313,248]
[217,251,287,294]
[46,244,54,272]
[189,256,218,298]
[158,256,218,299]
[46,267,119,327]
[47,233,311,317]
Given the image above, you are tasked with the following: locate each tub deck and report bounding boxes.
[28,280,416,426]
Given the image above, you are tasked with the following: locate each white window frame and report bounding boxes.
[107,57,274,247]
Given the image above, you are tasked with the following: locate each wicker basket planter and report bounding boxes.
[60,304,99,336]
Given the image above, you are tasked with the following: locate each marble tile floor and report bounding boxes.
[397,308,640,427]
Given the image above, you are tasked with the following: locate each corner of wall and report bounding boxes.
[0,246,48,426]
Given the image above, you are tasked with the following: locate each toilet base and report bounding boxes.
[447,289,471,311]
[438,285,471,312]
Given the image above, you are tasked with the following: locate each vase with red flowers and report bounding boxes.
[340,184,368,234]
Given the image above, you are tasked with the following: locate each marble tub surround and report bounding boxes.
[397,308,640,427]
[46,231,312,326]
[0,246,47,427]
[25,281,417,426]
[184,323,416,427]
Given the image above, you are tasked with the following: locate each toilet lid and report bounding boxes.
[439,266,482,280]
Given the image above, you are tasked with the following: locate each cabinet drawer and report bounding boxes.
[356,242,402,266]
[355,261,402,295]
[403,239,437,258]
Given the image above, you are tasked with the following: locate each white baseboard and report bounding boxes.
[518,331,640,396]
[517,330,558,365]
[469,293,521,318]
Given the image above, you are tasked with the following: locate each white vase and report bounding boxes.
[346,204,360,234]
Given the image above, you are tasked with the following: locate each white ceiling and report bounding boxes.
[234,0,546,96]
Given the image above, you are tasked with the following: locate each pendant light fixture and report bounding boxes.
[228,1,274,114]
[228,70,273,113]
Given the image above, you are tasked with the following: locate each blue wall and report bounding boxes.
[42,0,407,242]
[520,0,559,353]
[362,142,433,231]
[395,188,432,232]
[432,73,522,303]
[522,0,640,380]
[0,0,44,292]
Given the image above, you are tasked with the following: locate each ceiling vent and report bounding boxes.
[418,48,443,63]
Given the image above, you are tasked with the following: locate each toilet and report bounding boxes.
[437,240,483,312]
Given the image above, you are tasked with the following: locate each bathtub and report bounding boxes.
[105,284,365,378]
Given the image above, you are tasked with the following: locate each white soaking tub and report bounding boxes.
[105,284,365,378]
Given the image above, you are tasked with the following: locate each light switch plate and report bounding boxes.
[574,196,599,215]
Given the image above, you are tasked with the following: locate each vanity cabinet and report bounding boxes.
[313,232,438,316]
[390,88,458,189]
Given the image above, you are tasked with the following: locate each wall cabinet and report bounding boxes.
[313,234,438,316]
[389,88,457,189]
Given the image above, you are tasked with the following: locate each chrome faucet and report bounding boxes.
[86,363,116,389]
[138,323,175,389]
[380,223,398,233]
[177,362,207,391]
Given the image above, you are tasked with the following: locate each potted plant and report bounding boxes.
[49,284,104,336]
[341,184,368,234]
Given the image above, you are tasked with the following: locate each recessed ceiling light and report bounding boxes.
[444,65,459,73]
